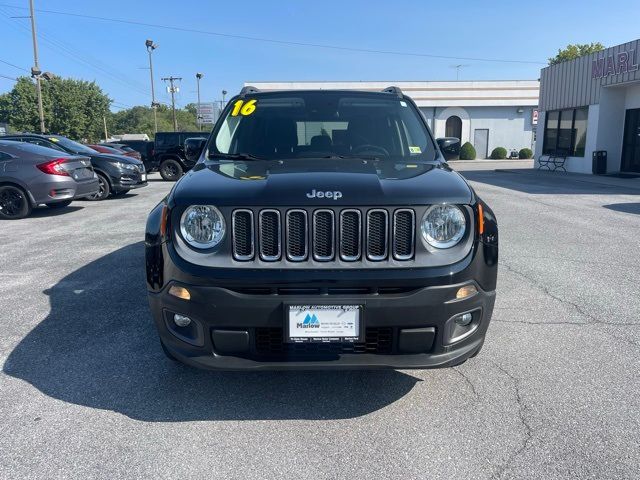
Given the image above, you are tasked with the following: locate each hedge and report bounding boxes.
[490,147,508,159]
[459,142,476,160]
[518,148,533,159]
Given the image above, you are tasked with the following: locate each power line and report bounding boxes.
[0,9,150,97]
[0,3,546,65]
[0,57,29,72]
[0,73,18,81]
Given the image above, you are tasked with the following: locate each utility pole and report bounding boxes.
[450,64,469,81]
[195,73,204,131]
[28,0,45,133]
[145,39,158,133]
[221,90,227,115]
[162,76,181,132]
[103,116,108,141]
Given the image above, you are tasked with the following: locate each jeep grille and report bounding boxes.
[232,208,415,264]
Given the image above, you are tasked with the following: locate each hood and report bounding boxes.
[172,159,472,207]
[92,153,143,165]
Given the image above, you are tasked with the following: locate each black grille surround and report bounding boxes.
[232,207,419,265]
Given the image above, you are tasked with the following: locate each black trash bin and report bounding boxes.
[592,151,607,175]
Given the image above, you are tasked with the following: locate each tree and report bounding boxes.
[107,103,210,139]
[0,76,111,141]
[548,43,605,65]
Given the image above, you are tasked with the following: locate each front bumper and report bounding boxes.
[149,280,495,370]
[112,170,148,192]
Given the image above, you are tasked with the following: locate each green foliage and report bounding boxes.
[490,147,507,159]
[548,43,605,65]
[459,142,476,160]
[518,148,533,159]
[107,104,210,139]
[0,76,209,142]
[0,76,111,142]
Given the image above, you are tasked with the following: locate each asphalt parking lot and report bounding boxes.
[1,161,639,479]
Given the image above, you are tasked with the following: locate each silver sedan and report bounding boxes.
[0,140,99,219]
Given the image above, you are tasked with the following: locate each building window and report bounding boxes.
[445,115,462,139]
[543,107,589,156]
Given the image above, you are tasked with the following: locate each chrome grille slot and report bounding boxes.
[313,209,335,261]
[393,209,415,260]
[259,209,281,261]
[286,209,308,261]
[232,209,254,260]
[339,209,362,261]
[366,209,389,261]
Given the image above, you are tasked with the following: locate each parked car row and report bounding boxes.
[0,133,148,219]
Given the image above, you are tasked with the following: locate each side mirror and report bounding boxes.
[436,137,461,161]
[184,137,207,162]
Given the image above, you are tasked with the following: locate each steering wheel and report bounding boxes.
[351,144,390,157]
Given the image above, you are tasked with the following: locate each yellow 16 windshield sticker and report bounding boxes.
[409,146,422,154]
[230,99,257,116]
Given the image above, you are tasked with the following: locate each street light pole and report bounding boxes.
[195,73,203,131]
[28,0,45,133]
[145,39,158,133]
[162,76,181,132]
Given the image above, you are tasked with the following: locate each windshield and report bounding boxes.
[210,91,437,162]
[48,136,99,155]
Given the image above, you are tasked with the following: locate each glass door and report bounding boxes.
[621,108,640,173]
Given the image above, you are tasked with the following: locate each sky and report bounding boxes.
[0,0,638,112]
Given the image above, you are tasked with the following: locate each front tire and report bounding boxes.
[159,159,183,181]
[45,200,73,209]
[0,185,32,219]
[85,173,111,201]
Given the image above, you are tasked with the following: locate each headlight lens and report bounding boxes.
[180,205,226,249]
[117,162,137,171]
[421,204,466,249]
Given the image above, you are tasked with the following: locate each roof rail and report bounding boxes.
[240,85,260,97]
[382,86,403,98]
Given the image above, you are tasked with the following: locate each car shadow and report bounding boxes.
[29,205,84,217]
[602,202,640,215]
[3,242,419,422]
[459,169,640,195]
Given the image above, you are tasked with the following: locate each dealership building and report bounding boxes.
[535,38,640,174]
[246,80,539,158]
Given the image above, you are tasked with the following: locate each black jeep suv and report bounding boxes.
[2,134,147,200]
[145,87,498,370]
[154,131,206,181]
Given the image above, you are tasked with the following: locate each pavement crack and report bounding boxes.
[500,262,639,326]
[488,361,533,480]
[452,367,479,400]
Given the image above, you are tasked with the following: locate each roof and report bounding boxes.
[243,80,540,107]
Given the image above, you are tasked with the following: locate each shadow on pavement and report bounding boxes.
[29,205,84,217]
[602,202,640,215]
[459,169,640,195]
[3,242,419,422]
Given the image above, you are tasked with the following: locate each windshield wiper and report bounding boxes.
[208,152,265,161]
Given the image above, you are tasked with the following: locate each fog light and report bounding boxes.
[455,313,473,326]
[456,284,478,299]
[169,285,191,300]
[173,314,192,327]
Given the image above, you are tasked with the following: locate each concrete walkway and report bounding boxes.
[495,168,640,192]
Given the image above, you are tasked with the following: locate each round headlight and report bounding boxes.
[421,204,466,249]
[180,205,225,249]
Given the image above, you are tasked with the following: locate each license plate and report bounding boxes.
[286,305,362,343]
[141,173,147,181]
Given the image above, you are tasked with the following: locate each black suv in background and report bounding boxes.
[110,140,157,172]
[154,131,206,181]
[2,134,147,200]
